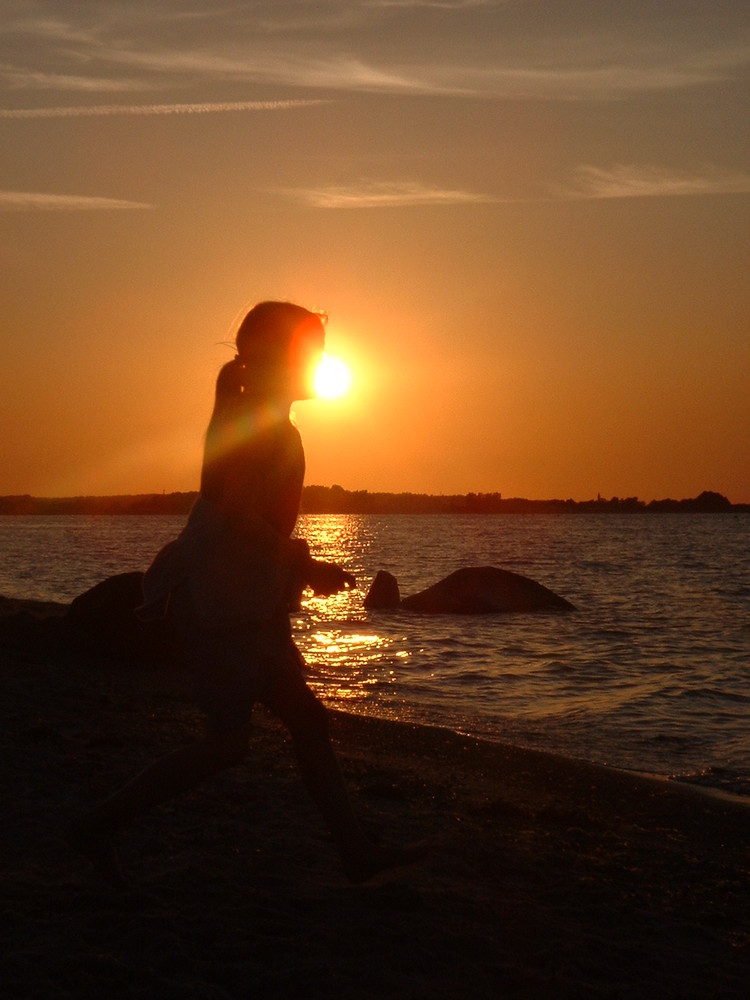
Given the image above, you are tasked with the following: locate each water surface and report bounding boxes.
[1,512,748,795]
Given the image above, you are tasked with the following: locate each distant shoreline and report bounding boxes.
[0,487,747,515]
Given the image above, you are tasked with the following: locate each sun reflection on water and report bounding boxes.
[303,628,401,703]
[308,630,390,664]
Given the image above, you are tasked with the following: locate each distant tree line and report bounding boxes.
[0,488,746,515]
[300,487,744,514]
[0,493,198,515]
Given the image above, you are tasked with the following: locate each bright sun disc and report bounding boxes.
[314,355,351,399]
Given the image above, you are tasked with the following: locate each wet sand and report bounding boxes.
[2,598,748,998]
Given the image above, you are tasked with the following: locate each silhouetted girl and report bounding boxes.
[70,301,418,885]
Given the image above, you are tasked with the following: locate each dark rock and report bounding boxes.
[363,570,402,609]
[65,572,184,666]
[364,567,575,614]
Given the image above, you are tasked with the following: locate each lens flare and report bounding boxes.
[314,354,351,399]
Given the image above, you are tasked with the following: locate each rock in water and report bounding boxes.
[364,566,574,614]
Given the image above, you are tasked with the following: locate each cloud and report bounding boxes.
[561,165,750,200]
[285,180,496,208]
[98,47,452,96]
[3,13,102,49]
[1,4,747,103]
[0,98,327,119]
[0,63,141,92]
[45,35,746,102]
[289,169,750,209]
[0,191,152,211]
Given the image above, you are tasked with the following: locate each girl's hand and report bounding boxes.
[307,560,356,597]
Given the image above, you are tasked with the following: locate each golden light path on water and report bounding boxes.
[290,515,414,709]
[305,631,408,704]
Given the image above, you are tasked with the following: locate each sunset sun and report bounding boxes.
[314,354,352,399]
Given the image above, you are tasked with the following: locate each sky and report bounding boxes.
[1,1,748,503]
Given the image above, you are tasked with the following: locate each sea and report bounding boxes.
[1,513,748,798]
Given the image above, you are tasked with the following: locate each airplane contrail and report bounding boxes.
[0,99,327,119]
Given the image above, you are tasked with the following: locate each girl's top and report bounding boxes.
[138,415,307,629]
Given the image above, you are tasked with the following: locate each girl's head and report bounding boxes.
[234,301,326,402]
[202,302,325,497]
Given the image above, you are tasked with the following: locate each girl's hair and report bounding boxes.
[235,300,325,367]
[211,301,325,410]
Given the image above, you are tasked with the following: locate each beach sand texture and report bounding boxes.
[2,597,748,999]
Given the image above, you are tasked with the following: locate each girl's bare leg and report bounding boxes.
[265,670,424,882]
[67,726,251,887]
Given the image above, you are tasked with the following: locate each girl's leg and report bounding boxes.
[263,658,422,882]
[68,725,251,887]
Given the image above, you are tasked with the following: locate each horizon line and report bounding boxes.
[0,487,744,508]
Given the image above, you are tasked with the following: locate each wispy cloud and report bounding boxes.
[40,39,745,102]
[0,191,152,211]
[0,98,327,119]
[5,6,746,103]
[5,14,102,47]
[285,180,496,208]
[97,47,453,96]
[0,63,141,93]
[561,165,750,200]
[289,168,750,209]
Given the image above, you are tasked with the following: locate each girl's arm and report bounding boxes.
[306,560,356,596]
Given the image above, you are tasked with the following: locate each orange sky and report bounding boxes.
[1,2,749,502]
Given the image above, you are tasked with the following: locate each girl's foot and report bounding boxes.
[343,841,428,884]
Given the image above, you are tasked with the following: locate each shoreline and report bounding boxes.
[2,591,748,805]
[336,709,750,809]
[3,614,749,997]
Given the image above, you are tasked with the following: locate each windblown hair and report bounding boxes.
[235,300,325,367]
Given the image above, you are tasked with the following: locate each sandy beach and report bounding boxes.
[2,596,748,999]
